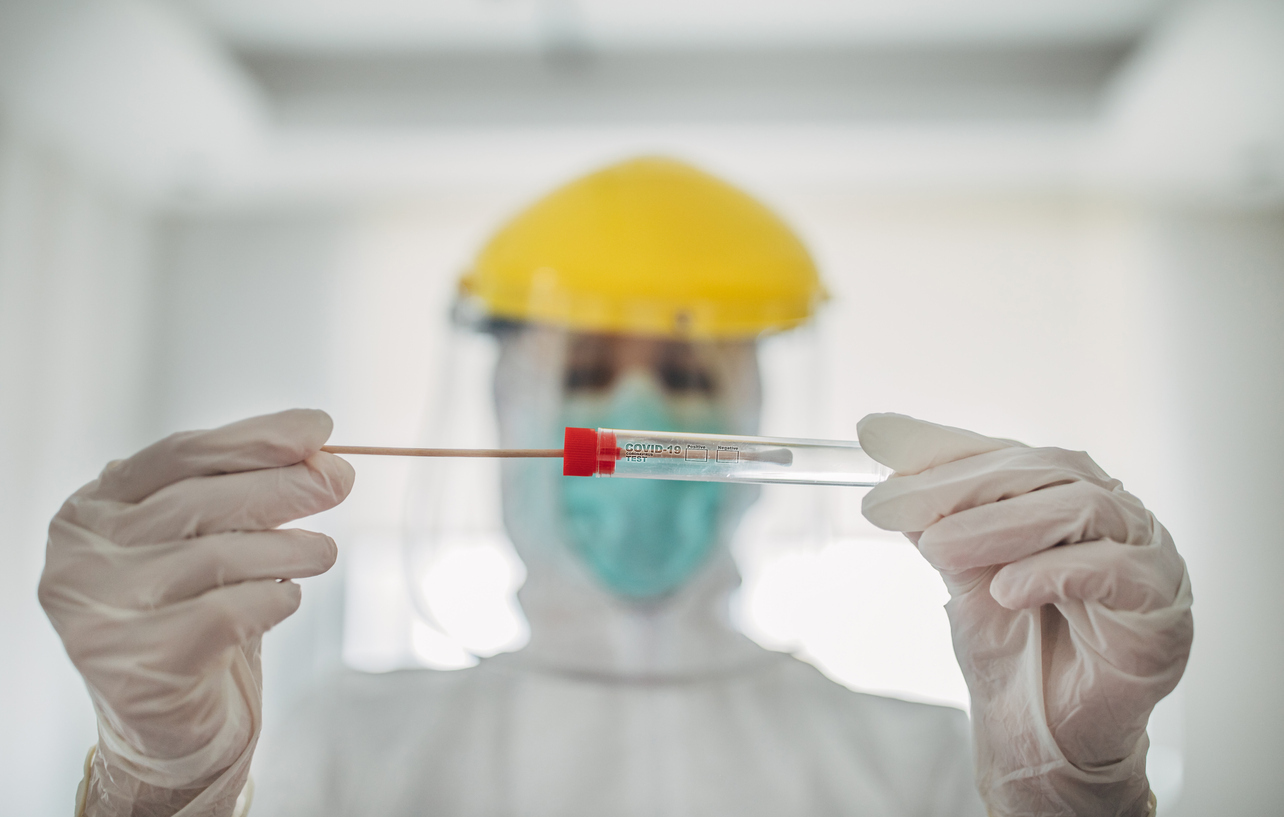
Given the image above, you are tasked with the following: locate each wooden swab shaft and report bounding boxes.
[320,445,563,458]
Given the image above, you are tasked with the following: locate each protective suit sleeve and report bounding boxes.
[859,413,1192,817]
[74,747,254,817]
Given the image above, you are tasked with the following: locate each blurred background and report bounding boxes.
[2,0,1283,813]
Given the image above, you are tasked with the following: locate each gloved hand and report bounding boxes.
[858,413,1192,817]
[39,410,355,817]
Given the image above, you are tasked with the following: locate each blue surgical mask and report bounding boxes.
[558,373,728,599]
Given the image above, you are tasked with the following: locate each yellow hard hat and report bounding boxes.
[458,156,826,340]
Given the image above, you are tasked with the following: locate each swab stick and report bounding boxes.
[320,445,563,458]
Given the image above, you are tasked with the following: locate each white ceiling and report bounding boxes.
[175,0,1177,51]
[242,43,1132,130]
[4,0,1281,206]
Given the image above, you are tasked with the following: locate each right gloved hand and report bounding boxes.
[39,410,355,817]
[858,413,1191,817]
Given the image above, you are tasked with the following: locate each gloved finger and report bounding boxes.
[168,579,303,673]
[856,412,1020,476]
[862,445,1120,534]
[70,579,302,680]
[73,529,339,608]
[915,481,1153,572]
[154,529,338,606]
[89,409,334,504]
[989,532,1187,613]
[84,453,354,544]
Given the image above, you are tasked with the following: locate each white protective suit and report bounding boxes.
[253,528,984,817]
[252,331,988,817]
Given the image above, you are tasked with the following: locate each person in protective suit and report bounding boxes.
[40,158,1192,817]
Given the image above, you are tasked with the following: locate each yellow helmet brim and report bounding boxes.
[460,156,828,340]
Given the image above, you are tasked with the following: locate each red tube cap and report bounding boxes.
[563,427,599,476]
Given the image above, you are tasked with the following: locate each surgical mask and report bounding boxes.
[558,373,728,599]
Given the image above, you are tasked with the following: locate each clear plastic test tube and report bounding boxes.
[562,427,891,487]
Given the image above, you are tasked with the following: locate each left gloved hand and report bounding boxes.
[858,413,1192,817]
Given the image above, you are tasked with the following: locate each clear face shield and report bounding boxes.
[395,156,832,667]
[402,321,768,641]
[398,312,836,666]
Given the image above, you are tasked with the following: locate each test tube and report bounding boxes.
[562,427,891,487]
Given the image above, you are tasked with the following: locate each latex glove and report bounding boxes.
[39,410,355,817]
[858,413,1192,817]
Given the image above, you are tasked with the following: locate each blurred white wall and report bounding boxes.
[0,124,159,816]
[0,0,265,198]
[1144,209,1284,813]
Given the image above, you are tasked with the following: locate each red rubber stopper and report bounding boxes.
[563,427,599,476]
[597,430,618,475]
